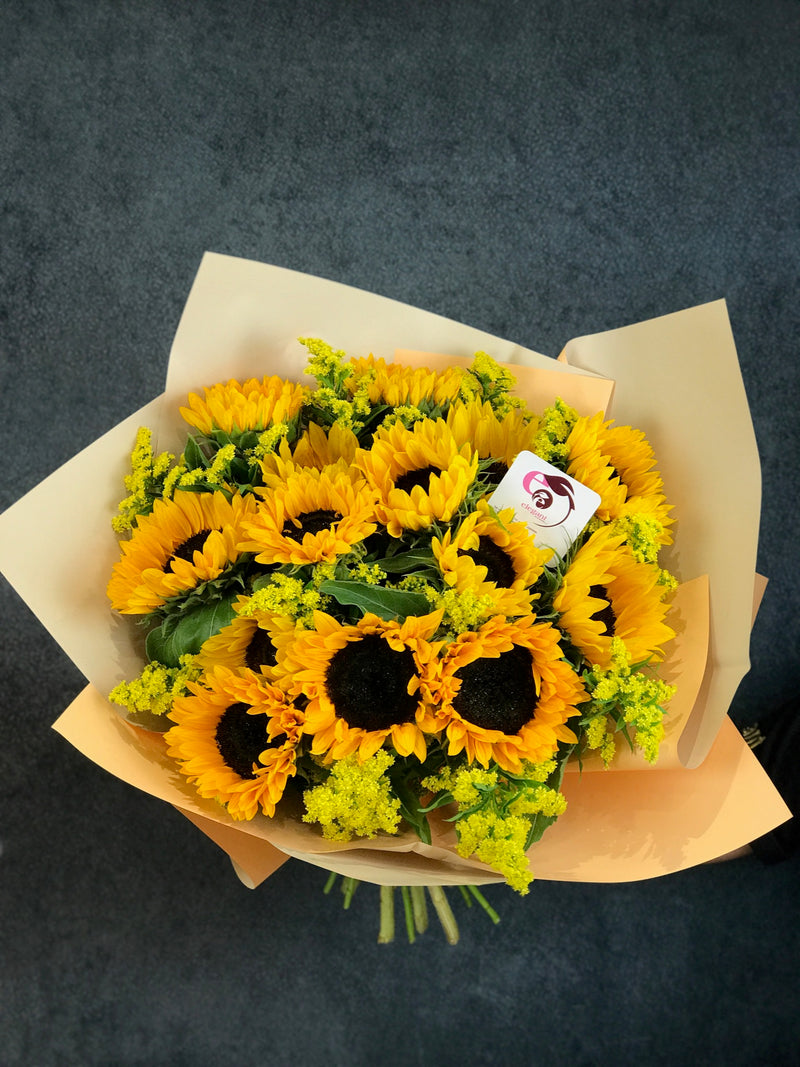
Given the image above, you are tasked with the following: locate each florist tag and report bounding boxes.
[489,450,600,563]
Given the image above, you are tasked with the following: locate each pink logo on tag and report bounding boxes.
[488,450,601,564]
[520,469,576,528]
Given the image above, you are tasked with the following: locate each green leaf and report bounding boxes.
[389,773,433,844]
[318,580,430,621]
[376,550,436,574]
[183,435,208,470]
[524,812,560,848]
[145,598,237,666]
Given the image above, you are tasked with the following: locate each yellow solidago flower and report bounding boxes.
[529,399,579,465]
[302,750,402,841]
[250,422,290,461]
[180,377,307,437]
[421,760,567,892]
[355,418,478,538]
[432,499,549,617]
[583,713,618,767]
[109,655,201,717]
[455,811,534,894]
[107,490,258,615]
[239,575,325,628]
[351,562,387,585]
[424,614,587,773]
[112,427,176,533]
[385,404,427,428]
[164,665,304,820]
[424,586,498,638]
[611,511,670,565]
[466,351,524,418]
[584,638,675,764]
[307,387,362,430]
[238,465,378,566]
[553,525,675,670]
[169,443,238,495]
[300,337,352,391]
[274,610,444,762]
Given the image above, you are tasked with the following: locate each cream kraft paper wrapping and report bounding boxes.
[0,252,789,888]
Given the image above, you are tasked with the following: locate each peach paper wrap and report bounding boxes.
[0,253,789,888]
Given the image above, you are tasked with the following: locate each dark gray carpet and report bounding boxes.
[2,2,798,1064]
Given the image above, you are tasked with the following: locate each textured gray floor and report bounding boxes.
[2,2,799,1064]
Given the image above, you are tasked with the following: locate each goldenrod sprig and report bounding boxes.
[112,427,176,532]
[302,750,402,840]
[580,636,676,764]
[420,759,569,893]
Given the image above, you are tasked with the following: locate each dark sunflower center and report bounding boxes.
[452,645,538,735]
[245,628,278,672]
[325,633,418,731]
[394,465,440,496]
[164,529,212,570]
[282,509,340,538]
[464,536,516,587]
[589,584,617,636]
[214,702,272,780]
[484,460,509,486]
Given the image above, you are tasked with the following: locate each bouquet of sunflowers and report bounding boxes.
[104,336,677,919]
[2,256,783,946]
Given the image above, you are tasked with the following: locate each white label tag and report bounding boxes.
[488,450,601,563]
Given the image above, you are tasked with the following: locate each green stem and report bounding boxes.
[458,884,473,908]
[378,885,395,944]
[467,885,501,925]
[410,885,429,934]
[322,871,338,895]
[400,886,416,944]
[427,886,460,945]
[341,876,359,909]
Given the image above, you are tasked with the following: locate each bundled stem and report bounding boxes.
[321,874,499,944]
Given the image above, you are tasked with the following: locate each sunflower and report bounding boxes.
[274,610,444,762]
[432,499,549,617]
[107,490,257,615]
[346,356,466,408]
[552,526,675,669]
[281,420,358,471]
[354,418,479,537]
[565,413,673,538]
[424,614,586,773]
[164,665,303,820]
[446,398,538,487]
[195,606,298,680]
[238,465,378,566]
[179,376,308,437]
